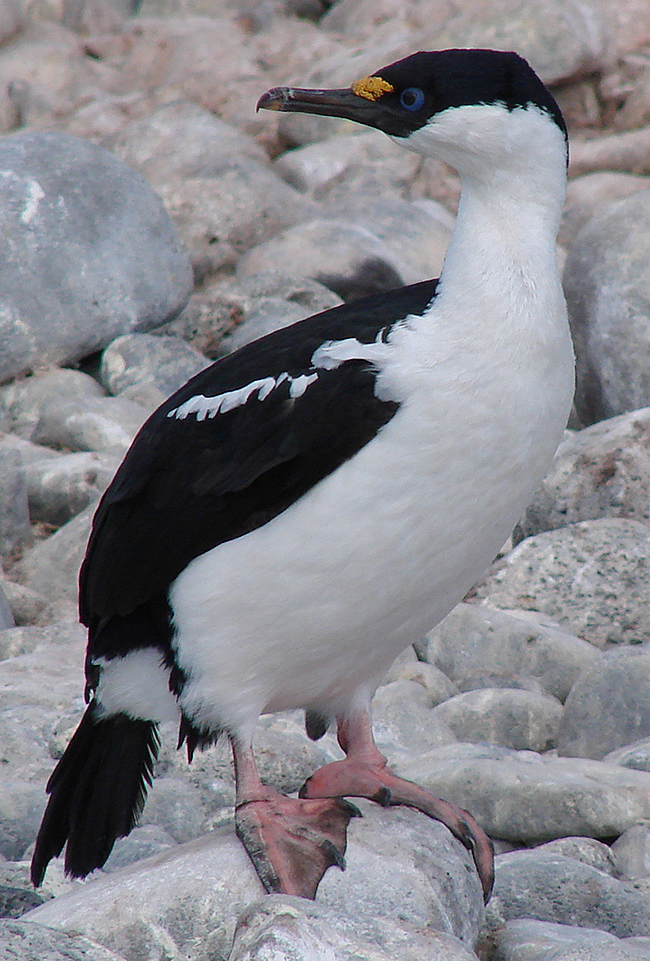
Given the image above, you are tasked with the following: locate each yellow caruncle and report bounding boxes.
[351,75,394,101]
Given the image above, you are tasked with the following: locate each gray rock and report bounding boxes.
[558,648,650,759]
[0,445,30,555]
[560,171,650,248]
[159,288,245,359]
[228,272,344,314]
[25,451,118,527]
[0,920,128,961]
[430,688,563,752]
[325,194,452,285]
[0,626,43,660]
[139,774,214,844]
[25,804,484,961]
[474,519,650,647]
[246,712,338,796]
[0,369,105,439]
[0,863,48,919]
[216,272,343,353]
[0,622,85,712]
[1,579,49,627]
[218,297,313,353]
[612,824,650,880]
[381,652,459,706]
[564,188,650,423]
[102,824,177,873]
[0,778,47,861]
[273,129,421,196]
[11,504,95,604]
[487,848,650,939]
[103,99,268,185]
[236,218,404,301]
[419,603,599,701]
[0,0,23,45]
[31,395,147,458]
[516,408,650,540]
[371,680,457,760]
[229,896,479,961]
[532,837,621,878]
[99,333,209,400]
[156,158,316,279]
[320,0,605,86]
[0,580,13,630]
[0,131,193,383]
[605,737,650,772]
[493,918,650,961]
[397,743,650,844]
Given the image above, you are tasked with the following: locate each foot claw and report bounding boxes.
[320,838,346,870]
[300,757,495,902]
[235,792,353,899]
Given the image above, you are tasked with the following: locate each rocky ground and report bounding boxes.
[2,0,650,959]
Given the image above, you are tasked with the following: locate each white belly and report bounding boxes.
[169,325,574,738]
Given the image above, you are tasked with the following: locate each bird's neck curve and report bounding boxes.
[434,137,567,334]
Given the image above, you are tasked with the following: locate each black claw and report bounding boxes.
[372,786,392,807]
[338,798,363,819]
[320,839,346,870]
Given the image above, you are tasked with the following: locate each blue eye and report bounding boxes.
[400,87,425,111]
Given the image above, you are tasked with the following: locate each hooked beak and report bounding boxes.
[256,82,410,137]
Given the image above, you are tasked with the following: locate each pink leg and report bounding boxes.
[299,712,495,901]
[232,735,358,898]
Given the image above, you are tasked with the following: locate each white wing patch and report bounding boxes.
[168,328,400,423]
[168,372,319,422]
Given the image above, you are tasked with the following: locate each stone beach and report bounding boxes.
[2,0,650,958]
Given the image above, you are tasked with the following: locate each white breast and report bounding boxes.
[169,295,573,739]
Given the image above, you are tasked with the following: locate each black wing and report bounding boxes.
[80,279,438,632]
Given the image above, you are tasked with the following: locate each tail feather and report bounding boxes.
[31,704,160,886]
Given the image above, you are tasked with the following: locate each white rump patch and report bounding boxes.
[168,372,319,421]
[94,649,180,723]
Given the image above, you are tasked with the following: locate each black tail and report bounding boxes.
[31,704,160,886]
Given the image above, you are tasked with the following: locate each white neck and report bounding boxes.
[399,103,568,338]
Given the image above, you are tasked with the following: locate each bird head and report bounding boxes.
[257,49,567,177]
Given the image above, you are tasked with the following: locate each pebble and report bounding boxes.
[236,217,405,300]
[419,602,599,701]
[430,688,564,752]
[99,333,210,403]
[229,896,479,961]
[0,581,13,630]
[486,848,650,938]
[397,743,650,844]
[474,519,650,647]
[0,920,127,961]
[11,504,96,606]
[29,392,148,458]
[564,188,650,423]
[0,369,105,439]
[1,1,650,959]
[605,737,650,772]
[516,407,650,539]
[155,157,317,280]
[102,99,269,186]
[558,648,650,759]
[492,918,650,961]
[0,444,31,555]
[0,131,193,383]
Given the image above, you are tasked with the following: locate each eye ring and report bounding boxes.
[399,87,425,111]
